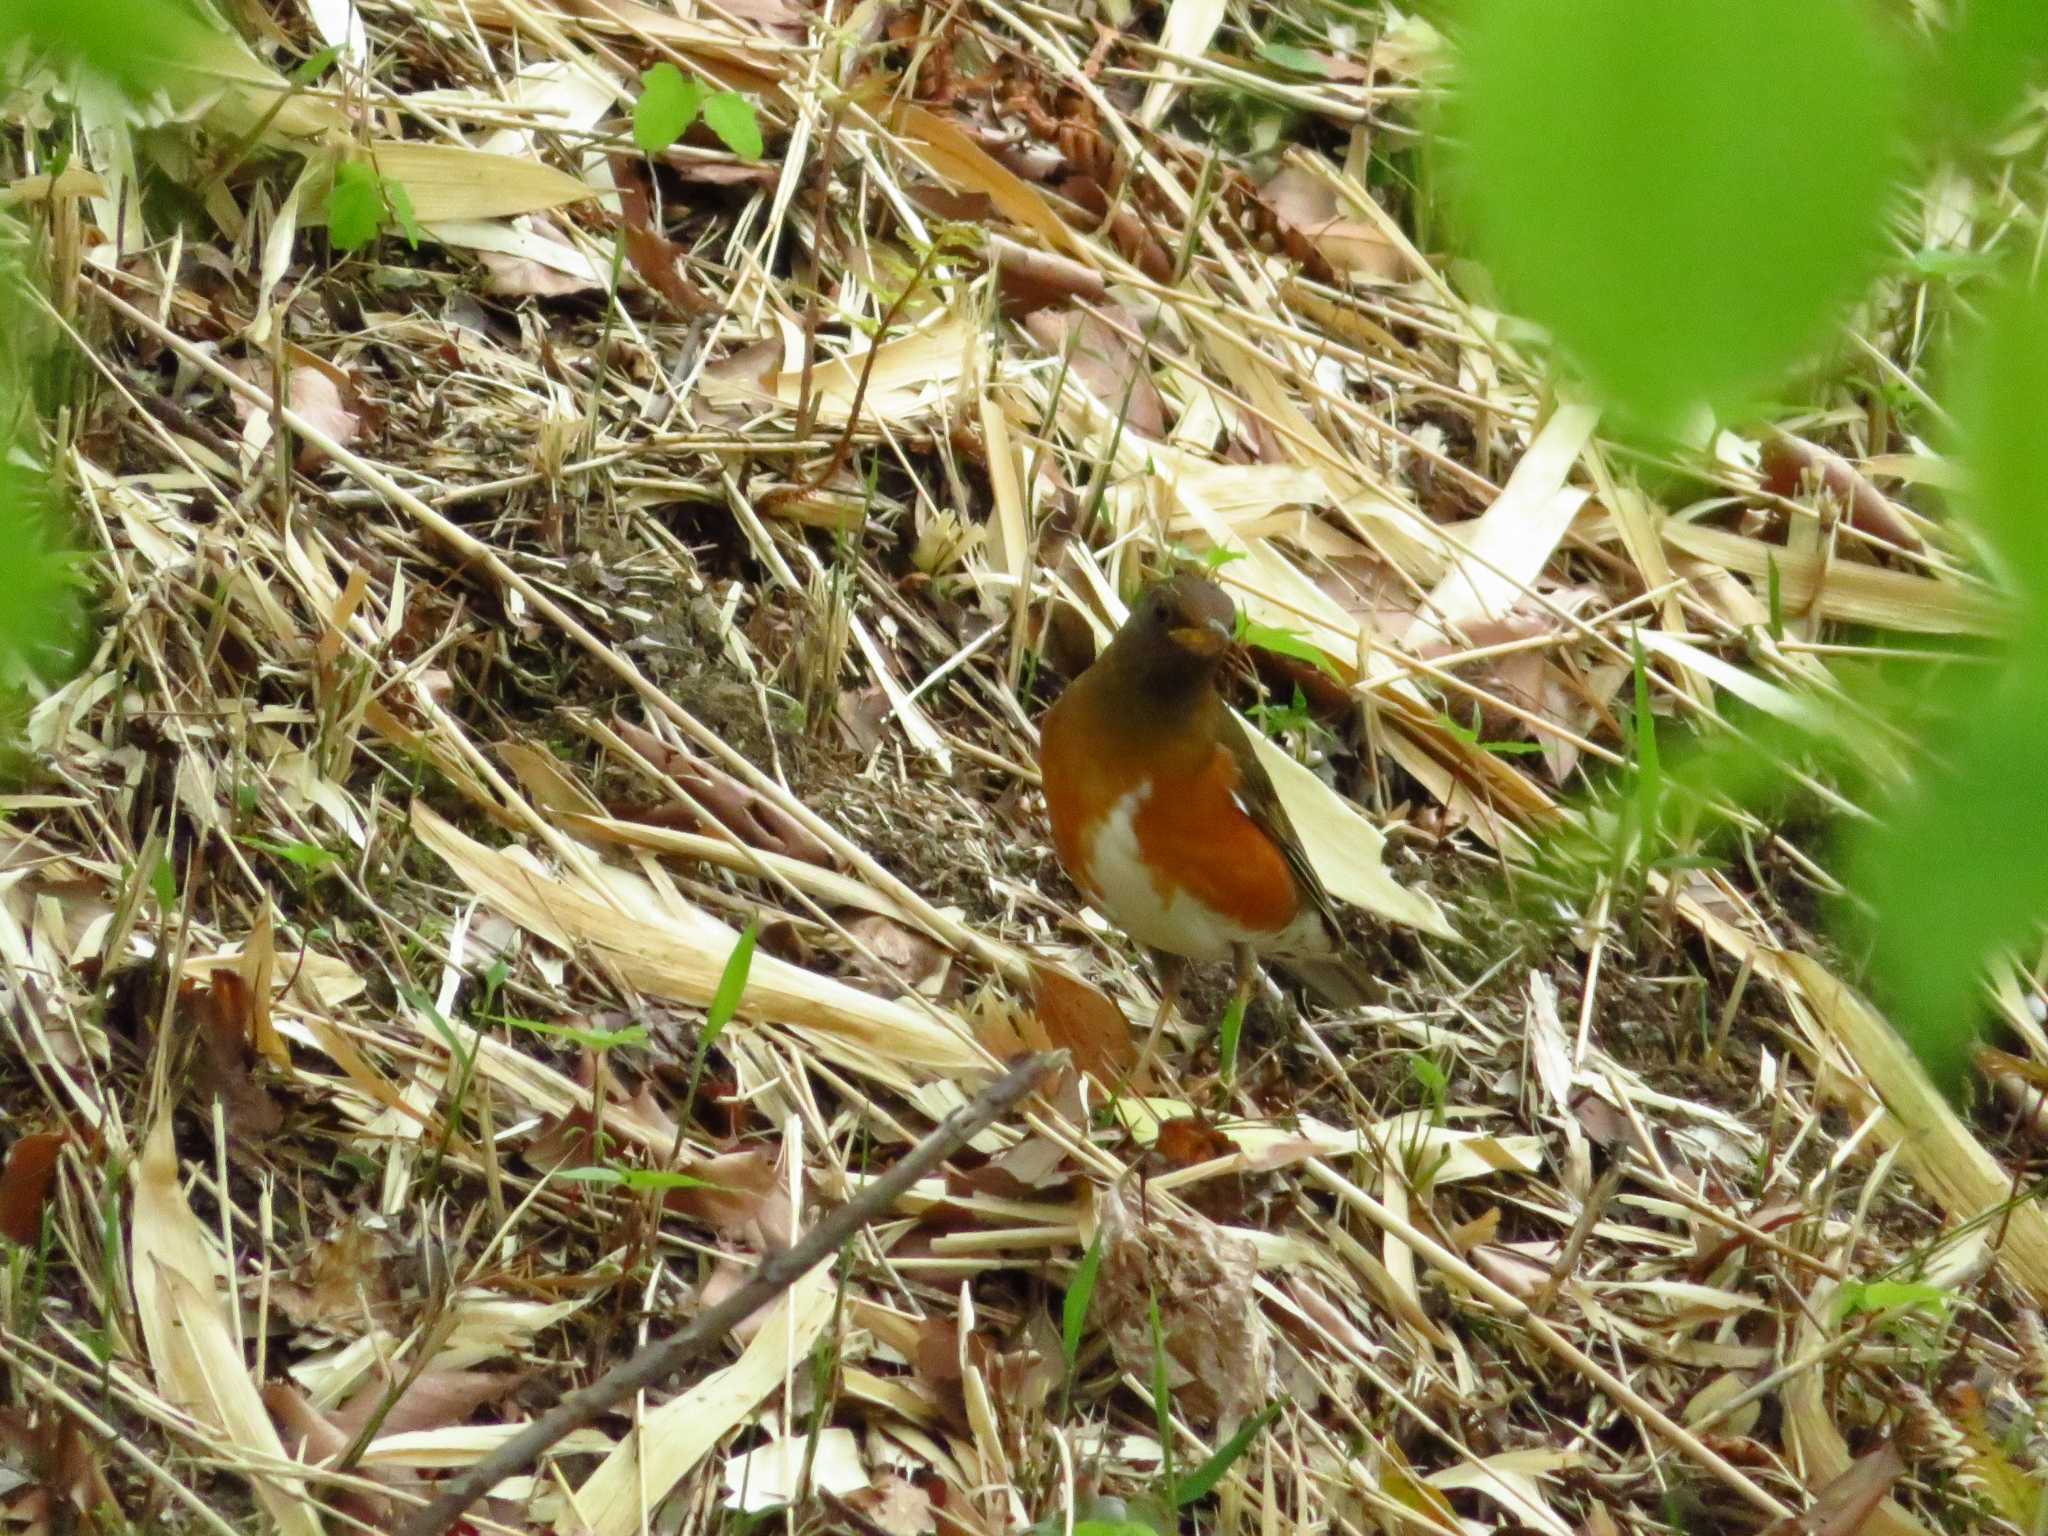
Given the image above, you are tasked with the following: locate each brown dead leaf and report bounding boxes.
[665,1146,794,1249]
[1021,306,1167,439]
[1027,962,1135,1090]
[845,914,953,993]
[185,968,284,1136]
[988,234,1108,317]
[612,162,717,315]
[228,350,370,471]
[0,1407,120,1532]
[0,1132,68,1245]
[262,1383,349,1465]
[1093,1182,1270,1430]
[478,247,604,298]
[844,1474,937,1536]
[697,1254,787,1344]
[1761,1443,1903,1536]
[523,1103,600,1171]
[329,1368,525,1442]
[1150,1116,1235,1171]
[611,718,835,864]
[1760,433,1925,555]
[1258,167,1408,282]
[269,1218,401,1330]
[1469,1243,1553,1299]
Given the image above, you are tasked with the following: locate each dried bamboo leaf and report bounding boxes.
[130,1118,324,1536]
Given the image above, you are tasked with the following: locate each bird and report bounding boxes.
[1036,572,1368,1073]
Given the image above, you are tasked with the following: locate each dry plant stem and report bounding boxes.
[397,1051,1062,1536]
[1303,1158,1794,1521]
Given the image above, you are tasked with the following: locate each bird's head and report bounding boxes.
[1110,572,1238,691]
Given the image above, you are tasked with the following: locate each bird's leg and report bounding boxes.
[1255,965,1297,1029]
[1129,950,1188,1089]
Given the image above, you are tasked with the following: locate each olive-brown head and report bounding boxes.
[1096,572,1238,701]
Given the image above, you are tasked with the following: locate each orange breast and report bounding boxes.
[1039,681,1301,938]
[1129,744,1301,934]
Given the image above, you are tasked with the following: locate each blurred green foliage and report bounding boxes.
[0,0,213,89]
[1933,0,2048,143]
[1447,0,1905,431]
[1845,281,2048,1088]
[1448,0,2048,1088]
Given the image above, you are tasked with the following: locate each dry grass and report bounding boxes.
[0,4,2043,1535]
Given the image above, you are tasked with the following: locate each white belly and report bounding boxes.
[1084,785,1329,962]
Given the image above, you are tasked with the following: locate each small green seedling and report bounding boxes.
[633,62,763,159]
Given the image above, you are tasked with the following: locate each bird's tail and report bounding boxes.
[1278,953,1374,1009]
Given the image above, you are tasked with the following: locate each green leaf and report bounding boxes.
[1407,1052,1447,1108]
[1071,1524,1158,1536]
[1063,1230,1104,1371]
[292,44,343,85]
[1217,994,1247,1084]
[497,1015,651,1049]
[1765,553,1783,642]
[1434,711,1541,756]
[1448,0,1904,428]
[1148,1296,1174,1493]
[0,481,86,685]
[1255,41,1327,76]
[383,177,422,248]
[555,1165,713,1191]
[705,918,759,1049]
[150,855,176,913]
[701,91,764,160]
[241,837,340,873]
[327,159,384,252]
[1235,615,1342,680]
[1952,277,2048,603]
[633,62,702,153]
[1201,548,1247,572]
[1837,1279,1953,1321]
[0,0,216,93]
[1629,628,1660,842]
[1171,1401,1284,1506]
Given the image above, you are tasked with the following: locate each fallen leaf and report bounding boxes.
[0,1132,67,1245]
[665,1146,794,1249]
[268,1219,401,1330]
[185,968,284,1136]
[1093,1182,1271,1431]
[1027,962,1135,1090]
[228,351,369,471]
[844,1474,936,1536]
[845,914,953,992]
[611,718,835,864]
[1760,432,1925,555]
[1150,1116,1235,1170]
[328,1368,524,1443]
[1258,166,1408,282]
[1761,1443,1904,1536]
[1021,306,1166,440]
[722,1427,867,1512]
[0,1407,120,1530]
[988,234,1108,316]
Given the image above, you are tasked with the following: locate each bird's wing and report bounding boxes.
[1215,707,1346,937]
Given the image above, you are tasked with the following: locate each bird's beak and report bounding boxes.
[1169,619,1233,658]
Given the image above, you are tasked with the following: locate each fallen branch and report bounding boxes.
[397,1052,1062,1536]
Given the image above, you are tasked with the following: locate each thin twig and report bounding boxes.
[397,1051,1061,1536]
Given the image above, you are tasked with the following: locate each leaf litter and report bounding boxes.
[0,0,2042,1533]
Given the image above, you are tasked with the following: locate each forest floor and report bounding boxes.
[0,3,2041,1535]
